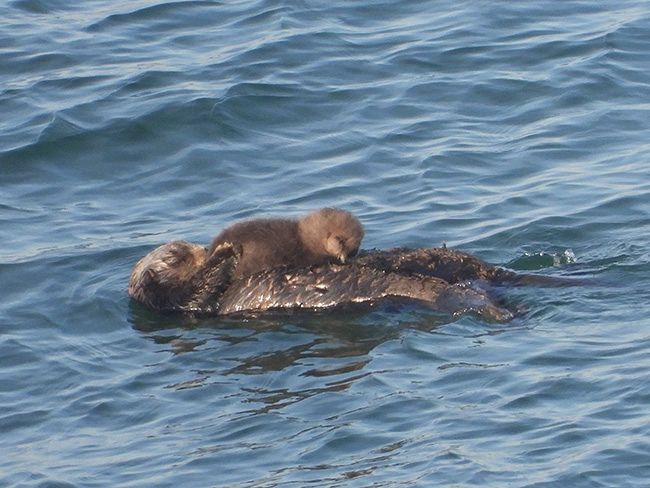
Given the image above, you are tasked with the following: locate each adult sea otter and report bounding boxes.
[127,240,541,322]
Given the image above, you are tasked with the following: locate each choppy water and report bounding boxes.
[3,1,650,486]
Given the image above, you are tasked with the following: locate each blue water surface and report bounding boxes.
[2,1,650,486]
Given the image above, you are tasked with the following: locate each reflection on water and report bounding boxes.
[129,303,456,411]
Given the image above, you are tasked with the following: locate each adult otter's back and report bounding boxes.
[128,241,516,321]
[208,208,364,279]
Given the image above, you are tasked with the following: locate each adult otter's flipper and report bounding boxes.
[218,264,513,322]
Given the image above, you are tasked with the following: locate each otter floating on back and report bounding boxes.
[208,208,364,279]
[128,240,525,321]
[129,207,583,321]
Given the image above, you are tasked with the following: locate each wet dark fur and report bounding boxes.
[208,208,364,279]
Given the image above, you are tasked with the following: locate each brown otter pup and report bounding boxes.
[208,208,364,279]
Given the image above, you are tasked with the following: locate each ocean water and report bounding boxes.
[2,0,650,486]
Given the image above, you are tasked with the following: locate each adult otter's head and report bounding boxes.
[128,241,207,310]
[128,240,242,313]
[298,208,364,264]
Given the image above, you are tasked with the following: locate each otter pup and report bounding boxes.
[208,208,364,279]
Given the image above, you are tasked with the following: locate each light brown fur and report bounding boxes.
[208,208,364,279]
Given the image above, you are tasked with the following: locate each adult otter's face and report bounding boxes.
[129,241,206,292]
[127,241,208,310]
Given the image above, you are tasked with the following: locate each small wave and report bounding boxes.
[86,1,220,33]
[36,113,86,143]
[507,249,576,270]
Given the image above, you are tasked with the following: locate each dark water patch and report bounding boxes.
[212,82,357,140]
[1,408,51,434]
[24,76,117,117]
[86,1,224,34]
[3,51,78,78]
[10,0,77,14]
[2,96,234,189]
[229,4,287,28]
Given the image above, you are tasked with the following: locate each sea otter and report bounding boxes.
[128,240,521,321]
[208,208,364,279]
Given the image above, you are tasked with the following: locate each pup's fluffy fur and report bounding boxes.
[208,208,364,279]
